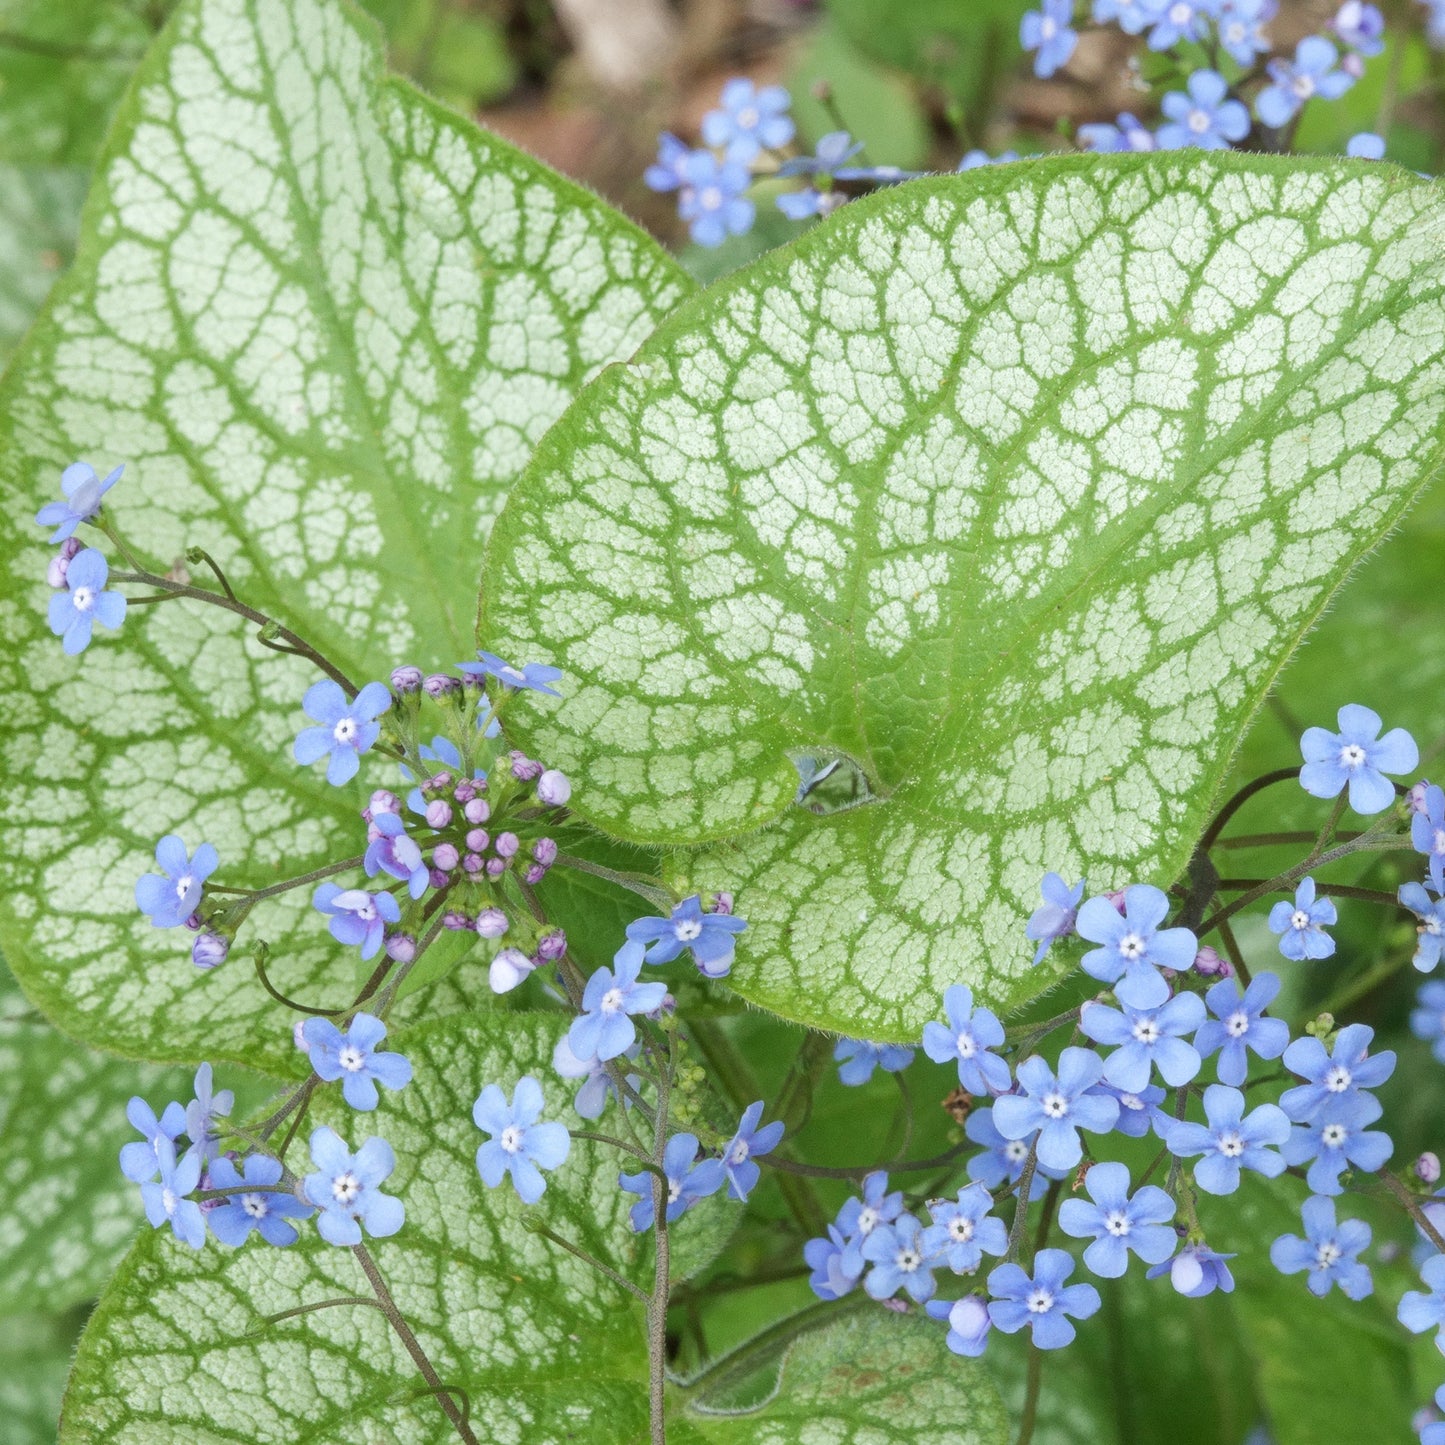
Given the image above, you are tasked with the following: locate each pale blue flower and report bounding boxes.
[862,1213,938,1302]
[988,1249,1100,1349]
[1280,1022,1395,1120]
[1057,1161,1176,1277]
[1079,992,1206,1092]
[1346,131,1386,159]
[1300,704,1417,814]
[1077,114,1155,153]
[1022,0,1078,77]
[135,834,218,929]
[302,1012,412,1112]
[1158,71,1250,150]
[302,1126,405,1245]
[185,1063,234,1166]
[922,984,1010,1094]
[139,1136,205,1249]
[1193,970,1290,1086]
[474,1076,571,1204]
[1076,884,1196,1008]
[1147,1240,1236,1296]
[625,895,747,978]
[1161,1084,1289,1194]
[620,1133,724,1231]
[1281,1092,1392,1195]
[458,651,562,695]
[1270,1195,1372,1297]
[921,1184,1007,1273]
[701,78,794,162]
[35,461,123,541]
[834,1038,915,1086]
[1258,37,1355,128]
[1268,876,1337,960]
[1025,873,1084,965]
[47,547,126,654]
[568,941,668,1063]
[293,679,392,786]
[992,1048,1119,1172]
[119,1095,186,1183]
[1414,784,1445,892]
[207,1155,311,1248]
[720,1101,784,1201]
[313,884,401,961]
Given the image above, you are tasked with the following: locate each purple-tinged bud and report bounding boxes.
[293,1018,310,1052]
[1342,50,1365,79]
[466,827,490,852]
[47,537,83,587]
[532,837,558,867]
[184,912,203,932]
[536,769,572,807]
[443,910,474,932]
[944,1297,991,1355]
[476,907,509,938]
[495,831,520,858]
[489,947,534,994]
[1418,1152,1441,1185]
[712,891,734,915]
[537,928,567,961]
[486,856,506,879]
[426,799,453,829]
[428,867,449,890]
[423,672,460,697]
[509,750,544,781]
[1410,780,1433,815]
[192,932,230,969]
[369,789,401,818]
[390,665,423,693]
[425,772,453,793]
[433,842,460,872]
[1103,889,1128,915]
[464,797,490,825]
[1192,945,1228,977]
[454,779,477,804]
[367,821,384,843]
[647,992,677,1021]
[880,1296,909,1315]
[463,852,484,874]
[386,933,417,963]
[524,863,547,885]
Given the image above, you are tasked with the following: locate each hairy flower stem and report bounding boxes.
[245,1296,385,1335]
[551,852,675,910]
[1378,1169,1445,1254]
[569,1129,662,1170]
[1005,1140,1041,1262]
[351,1244,479,1445]
[648,1046,675,1445]
[111,568,358,694]
[1016,1344,1044,1445]
[213,854,366,905]
[526,1222,649,1304]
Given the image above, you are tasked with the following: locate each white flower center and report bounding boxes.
[1315,1240,1342,1269]
[333,716,358,745]
[667,1177,683,1204]
[737,106,759,128]
[338,1044,366,1072]
[1292,74,1316,101]
[500,666,526,685]
[1026,1286,1054,1314]
[162,1188,178,1216]
[1217,1130,1245,1158]
[1224,21,1244,44]
[71,584,96,611]
[174,872,195,902]
[1291,909,1312,931]
[856,1206,879,1235]
[1325,1064,1352,1092]
[1105,1209,1132,1237]
[1226,1010,1250,1038]
[729,1140,750,1164]
[1425,917,1443,937]
[949,1215,976,1242]
[1120,1092,1144,1111]
[1005,1140,1030,1164]
[1169,1,1190,21]
[1132,1017,1161,1045]
[1187,108,1211,134]
[1118,932,1147,961]
[353,898,377,922]
[242,1193,268,1219]
[1434,828,1445,855]
[1041,1091,1069,1119]
[500,1125,524,1154]
[674,918,703,943]
[700,185,723,210]
[896,1246,922,1272]
[1322,1122,1348,1148]
[332,1171,361,1206]
[956,1032,977,1059]
[1039,16,1057,39]
[601,986,626,1014]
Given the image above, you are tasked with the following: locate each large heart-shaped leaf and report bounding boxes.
[62,1012,736,1443]
[482,153,1445,1039]
[0,0,691,1070]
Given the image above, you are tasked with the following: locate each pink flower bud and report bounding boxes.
[1418,1152,1441,1185]
[463,852,484,874]
[476,907,509,938]
[443,910,474,931]
[390,665,423,693]
[524,863,547,885]
[432,843,460,872]
[1410,781,1433,815]
[537,929,567,961]
[464,797,490,824]
[486,856,506,878]
[454,779,476,804]
[466,828,489,852]
[532,837,558,866]
[1192,945,1228,977]
[386,933,416,962]
[495,831,520,858]
[537,769,572,807]
[192,932,229,969]
[425,799,453,829]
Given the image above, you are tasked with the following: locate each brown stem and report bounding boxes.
[1198,768,1300,853]
[1016,1344,1043,1445]
[648,1045,674,1445]
[1379,1169,1445,1254]
[1005,1139,1040,1261]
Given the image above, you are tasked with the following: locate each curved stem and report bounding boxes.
[245,1296,385,1335]
[253,949,342,1017]
[1198,768,1299,853]
[1378,1169,1445,1254]
[111,569,358,694]
[762,1140,970,1181]
[528,1223,649,1304]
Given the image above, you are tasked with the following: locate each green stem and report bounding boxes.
[527,1223,649,1303]
[648,1044,674,1445]
[1005,1140,1040,1262]
[551,852,674,909]
[245,1296,385,1335]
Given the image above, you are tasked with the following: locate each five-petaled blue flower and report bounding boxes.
[1257,35,1355,127]
[1162,1083,1290,1195]
[313,884,401,962]
[35,461,124,541]
[1087,1082,1167,1138]
[1298,703,1417,815]
[1334,0,1385,55]
[135,834,219,929]
[644,132,692,194]
[302,1012,413,1112]
[1281,1092,1392,1195]
[568,941,669,1063]
[834,1037,916,1086]
[625,895,748,978]
[1077,113,1156,153]
[1412,980,1445,1063]
[185,1063,234,1166]
[293,679,392,786]
[301,1126,405,1246]
[474,1075,571,1205]
[207,1154,312,1248]
[552,1034,641,1120]
[1270,1195,1372,1298]
[1148,0,1215,49]
[458,651,563,696]
[776,131,865,221]
[1414,784,1445,893]
[921,1184,1008,1274]
[1268,876,1337,960]
[364,811,429,899]
[1025,873,1085,966]
[988,1248,1100,1349]
[1021,0,1078,77]
[119,1095,187,1182]
[1147,1240,1236,1297]
[835,1169,904,1276]
[1079,992,1206,1092]
[620,1133,725,1232]
[140,1135,205,1249]
[965,1104,1067,1198]
[701,77,794,162]
[926,1294,992,1357]
[720,1100,784,1201]
[992,1048,1119,1173]
[1193,970,1291,1086]
[804,1223,860,1301]
[1216,0,1273,65]
[862,1212,938,1303]
[1076,884,1197,1008]
[1157,70,1251,150]
[1057,1161,1176,1278]
[48,547,126,654]
[1398,1253,1445,1350]
[1280,1022,1395,1121]
[676,149,754,248]
[922,984,1011,1095]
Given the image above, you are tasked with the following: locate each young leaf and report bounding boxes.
[61,1013,732,1443]
[0,0,691,1070]
[483,153,1445,1038]
[0,165,86,371]
[673,1307,1009,1443]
